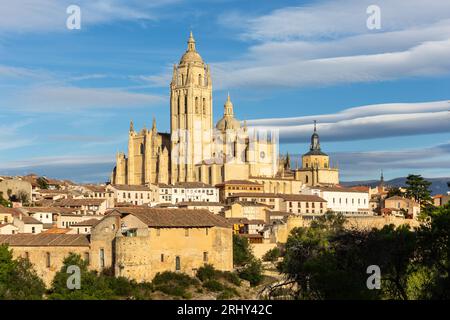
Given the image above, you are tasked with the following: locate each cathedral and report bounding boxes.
[111,33,339,188]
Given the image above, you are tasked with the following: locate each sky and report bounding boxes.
[0,0,449,183]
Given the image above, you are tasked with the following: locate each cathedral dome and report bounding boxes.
[179,32,204,64]
[216,117,241,131]
[216,93,241,131]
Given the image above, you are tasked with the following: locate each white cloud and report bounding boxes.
[209,0,450,89]
[0,154,113,170]
[0,120,35,151]
[0,0,180,34]
[247,100,450,143]
[4,85,164,112]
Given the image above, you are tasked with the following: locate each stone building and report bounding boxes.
[0,207,233,286]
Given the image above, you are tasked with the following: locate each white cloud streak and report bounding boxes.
[247,100,450,143]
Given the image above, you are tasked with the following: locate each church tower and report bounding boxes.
[170,32,213,183]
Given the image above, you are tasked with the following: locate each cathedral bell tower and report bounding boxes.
[170,32,213,183]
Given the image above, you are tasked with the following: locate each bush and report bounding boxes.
[220,271,241,286]
[217,286,239,300]
[196,264,216,282]
[238,259,263,287]
[152,272,199,298]
[203,279,224,292]
[262,247,281,262]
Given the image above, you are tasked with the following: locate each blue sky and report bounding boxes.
[0,0,450,183]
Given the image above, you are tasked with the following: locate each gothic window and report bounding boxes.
[203,98,206,114]
[177,95,181,114]
[209,167,212,184]
[140,143,144,155]
[185,95,188,114]
[198,74,202,85]
[306,176,309,184]
[195,97,199,113]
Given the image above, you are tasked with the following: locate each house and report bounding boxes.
[13,215,43,234]
[223,201,270,221]
[226,193,284,211]
[0,223,19,235]
[433,194,450,207]
[158,182,219,204]
[305,186,370,215]
[0,206,22,224]
[176,201,225,214]
[53,198,110,215]
[70,219,100,234]
[384,196,420,219]
[215,180,264,202]
[106,184,157,206]
[279,194,327,214]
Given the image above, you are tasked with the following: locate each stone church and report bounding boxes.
[111,33,339,188]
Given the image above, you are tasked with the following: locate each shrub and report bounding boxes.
[203,279,224,292]
[196,264,216,282]
[152,272,199,298]
[233,234,254,266]
[220,271,241,286]
[262,247,281,262]
[238,259,263,286]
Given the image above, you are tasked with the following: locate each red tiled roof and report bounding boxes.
[0,234,90,246]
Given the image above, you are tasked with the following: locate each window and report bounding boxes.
[31,227,36,234]
[185,228,189,237]
[46,252,51,268]
[203,252,208,263]
[175,256,181,271]
[205,228,209,236]
[84,252,90,265]
[198,74,202,85]
[99,248,105,268]
[25,252,29,260]
[161,254,164,262]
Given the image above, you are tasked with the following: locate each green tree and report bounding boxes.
[262,247,281,262]
[387,186,404,198]
[36,177,49,190]
[0,245,45,299]
[17,190,30,205]
[233,234,253,266]
[404,174,432,206]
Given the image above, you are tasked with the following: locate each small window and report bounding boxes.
[84,252,90,265]
[99,248,105,268]
[185,228,189,237]
[203,252,208,263]
[32,227,36,234]
[46,252,51,268]
[175,256,181,271]
[161,254,164,262]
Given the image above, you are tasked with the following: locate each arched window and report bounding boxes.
[185,96,188,114]
[198,74,202,85]
[305,176,309,184]
[203,98,206,114]
[177,95,181,114]
[195,97,199,113]
[175,256,181,271]
[140,143,144,155]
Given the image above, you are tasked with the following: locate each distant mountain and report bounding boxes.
[341,177,450,195]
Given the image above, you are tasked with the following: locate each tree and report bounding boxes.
[387,186,403,198]
[262,247,281,262]
[233,234,254,266]
[0,192,11,207]
[405,174,432,206]
[36,177,49,190]
[0,245,45,299]
[16,190,30,205]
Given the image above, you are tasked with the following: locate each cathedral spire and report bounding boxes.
[224,92,234,116]
[187,31,196,51]
[130,120,134,132]
[310,120,321,151]
[152,116,157,132]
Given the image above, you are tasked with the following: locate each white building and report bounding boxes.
[106,184,158,206]
[304,186,370,215]
[158,182,219,204]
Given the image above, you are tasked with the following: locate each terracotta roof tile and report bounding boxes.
[0,234,89,246]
